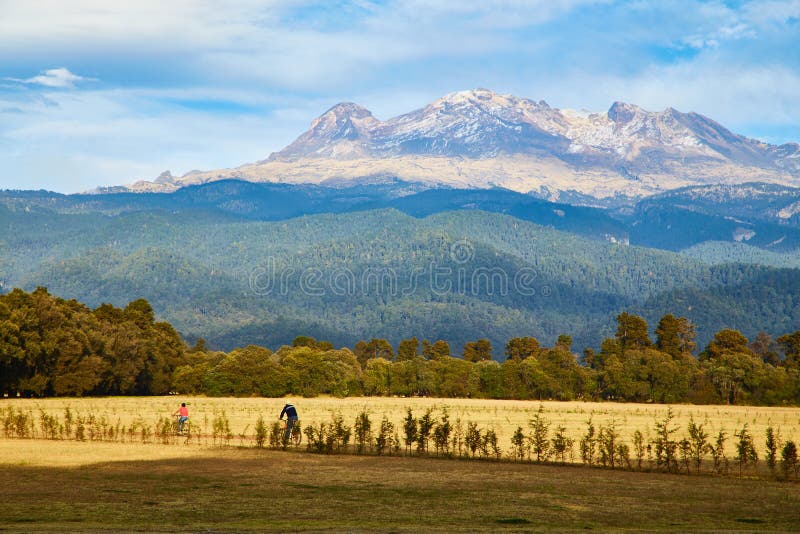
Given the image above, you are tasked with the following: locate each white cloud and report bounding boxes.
[0,0,798,192]
[7,67,96,88]
[741,0,800,26]
[0,86,307,192]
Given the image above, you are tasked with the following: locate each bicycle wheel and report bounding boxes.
[291,422,302,446]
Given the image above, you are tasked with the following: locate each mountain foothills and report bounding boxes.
[1,179,800,357]
[125,89,800,200]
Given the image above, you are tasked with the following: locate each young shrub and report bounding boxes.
[75,416,87,442]
[765,425,781,475]
[392,431,402,455]
[126,420,136,443]
[64,407,74,439]
[302,423,315,451]
[551,425,574,465]
[254,416,268,449]
[269,421,283,448]
[451,418,464,457]
[39,411,60,440]
[711,430,728,475]
[20,409,34,439]
[599,420,619,469]
[303,421,330,453]
[402,408,417,453]
[482,428,501,460]
[678,438,692,474]
[86,414,97,441]
[687,417,710,474]
[1,407,11,438]
[734,423,758,476]
[99,416,111,441]
[579,417,597,466]
[139,423,152,444]
[528,405,551,463]
[510,426,528,461]
[652,408,679,473]
[432,409,452,456]
[616,443,632,470]
[632,430,646,471]
[213,411,233,447]
[330,412,352,453]
[354,409,372,454]
[375,416,394,456]
[781,441,798,479]
[465,422,481,458]
[416,409,435,454]
[238,425,250,447]
[156,417,173,445]
[324,425,337,453]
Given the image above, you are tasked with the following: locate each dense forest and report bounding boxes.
[2,198,800,353]
[2,289,799,405]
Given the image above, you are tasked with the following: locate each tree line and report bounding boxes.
[2,288,800,405]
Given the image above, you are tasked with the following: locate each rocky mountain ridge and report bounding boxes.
[125,89,800,198]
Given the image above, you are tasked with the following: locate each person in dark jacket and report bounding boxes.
[279,403,299,442]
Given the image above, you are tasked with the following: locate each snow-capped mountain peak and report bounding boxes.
[272,102,379,160]
[129,89,800,198]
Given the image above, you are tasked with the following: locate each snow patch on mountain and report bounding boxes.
[778,201,800,219]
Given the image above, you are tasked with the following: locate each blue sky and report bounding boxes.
[1,0,799,192]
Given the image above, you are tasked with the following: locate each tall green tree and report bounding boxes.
[655,314,696,358]
[505,337,540,361]
[777,331,800,368]
[422,339,451,360]
[396,337,420,362]
[354,338,394,367]
[615,312,651,351]
[463,339,492,362]
[749,332,780,366]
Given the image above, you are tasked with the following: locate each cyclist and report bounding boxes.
[173,402,189,433]
[279,402,298,443]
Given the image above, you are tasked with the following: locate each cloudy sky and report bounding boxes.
[1,0,799,192]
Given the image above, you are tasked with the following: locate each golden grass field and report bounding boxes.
[3,397,800,532]
[2,396,800,461]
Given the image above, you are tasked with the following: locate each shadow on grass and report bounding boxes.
[1,450,797,532]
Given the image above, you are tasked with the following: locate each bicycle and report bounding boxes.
[282,418,302,447]
[175,415,191,436]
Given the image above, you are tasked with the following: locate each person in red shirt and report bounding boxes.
[173,402,189,433]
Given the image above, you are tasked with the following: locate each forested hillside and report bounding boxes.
[2,196,799,352]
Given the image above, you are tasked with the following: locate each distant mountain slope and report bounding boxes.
[639,182,800,226]
[681,241,800,269]
[1,180,628,242]
[125,89,800,198]
[625,183,800,252]
[6,179,800,253]
[3,201,798,352]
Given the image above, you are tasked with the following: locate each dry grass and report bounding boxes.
[1,444,799,532]
[3,396,799,458]
[0,439,216,467]
[3,398,800,531]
